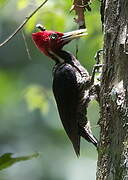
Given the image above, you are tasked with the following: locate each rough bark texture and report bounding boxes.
[97,0,128,180]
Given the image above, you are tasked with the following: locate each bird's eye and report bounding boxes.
[50,33,58,40]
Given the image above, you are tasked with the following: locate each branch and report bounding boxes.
[71,0,91,29]
[0,0,48,47]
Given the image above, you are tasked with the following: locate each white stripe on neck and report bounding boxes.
[49,50,64,63]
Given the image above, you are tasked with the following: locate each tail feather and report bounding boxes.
[79,124,98,148]
[73,142,80,157]
[71,135,80,157]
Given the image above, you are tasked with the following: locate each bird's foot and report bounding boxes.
[94,49,103,64]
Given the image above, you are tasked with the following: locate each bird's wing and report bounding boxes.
[52,63,80,156]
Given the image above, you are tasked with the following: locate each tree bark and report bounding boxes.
[97,0,128,180]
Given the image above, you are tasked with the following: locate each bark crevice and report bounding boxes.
[96,0,128,179]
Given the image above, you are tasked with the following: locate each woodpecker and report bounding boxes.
[32,24,98,156]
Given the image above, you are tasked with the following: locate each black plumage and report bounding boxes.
[52,51,97,156]
[32,28,98,156]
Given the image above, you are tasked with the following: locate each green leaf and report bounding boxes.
[0,152,39,171]
[0,71,21,105]
[24,85,49,114]
[0,0,7,7]
[17,0,29,9]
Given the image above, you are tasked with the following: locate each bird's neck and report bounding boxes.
[49,50,76,64]
[51,50,89,78]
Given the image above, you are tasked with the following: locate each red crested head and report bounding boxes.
[32,28,64,56]
[32,24,88,60]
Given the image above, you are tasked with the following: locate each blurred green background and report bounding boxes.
[0,0,102,179]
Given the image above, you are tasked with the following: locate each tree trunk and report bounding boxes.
[96,0,128,180]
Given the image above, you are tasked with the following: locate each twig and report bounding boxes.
[70,0,92,29]
[0,0,48,47]
[22,30,32,60]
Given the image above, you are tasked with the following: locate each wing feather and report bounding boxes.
[52,63,80,155]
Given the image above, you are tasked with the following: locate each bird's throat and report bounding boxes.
[49,50,65,64]
[48,50,75,64]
